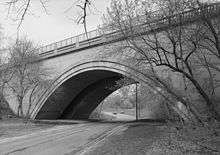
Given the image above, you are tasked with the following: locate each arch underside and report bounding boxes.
[35,69,134,120]
[32,60,153,120]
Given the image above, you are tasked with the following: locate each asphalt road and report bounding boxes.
[0,122,127,155]
[102,111,136,121]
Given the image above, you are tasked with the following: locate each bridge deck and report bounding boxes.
[39,3,220,59]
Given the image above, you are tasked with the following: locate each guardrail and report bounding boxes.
[39,3,220,56]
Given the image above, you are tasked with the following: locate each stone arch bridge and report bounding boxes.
[6,3,220,120]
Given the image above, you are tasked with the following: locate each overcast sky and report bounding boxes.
[0,0,110,46]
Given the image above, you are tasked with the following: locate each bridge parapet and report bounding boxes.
[39,3,220,59]
[40,29,102,55]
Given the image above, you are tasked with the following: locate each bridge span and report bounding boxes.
[5,3,220,120]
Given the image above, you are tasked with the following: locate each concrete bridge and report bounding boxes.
[7,3,220,120]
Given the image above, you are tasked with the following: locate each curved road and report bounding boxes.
[0,122,127,155]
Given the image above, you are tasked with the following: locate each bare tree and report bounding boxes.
[5,38,50,117]
[103,0,220,120]
[6,0,92,34]
[0,26,15,117]
[6,0,49,30]
[75,0,92,36]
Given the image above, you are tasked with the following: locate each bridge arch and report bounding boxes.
[31,60,155,120]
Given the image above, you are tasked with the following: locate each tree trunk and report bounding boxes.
[17,96,24,118]
[185,73,220,120]
[151,75,204,124]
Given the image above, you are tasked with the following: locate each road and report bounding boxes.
[0,122,127,155]
[102,111,136,121]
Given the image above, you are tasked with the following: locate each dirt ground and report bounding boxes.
[85,122,220,155]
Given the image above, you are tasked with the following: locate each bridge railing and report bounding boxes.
[39,3,220,55]
[40,29,102,53]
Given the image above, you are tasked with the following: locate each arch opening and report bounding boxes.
[35,69,135,120]
[32,60,167,120]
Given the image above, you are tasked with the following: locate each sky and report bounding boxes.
[0,0,110,46]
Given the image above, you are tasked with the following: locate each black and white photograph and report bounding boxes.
[0,0,220,154]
